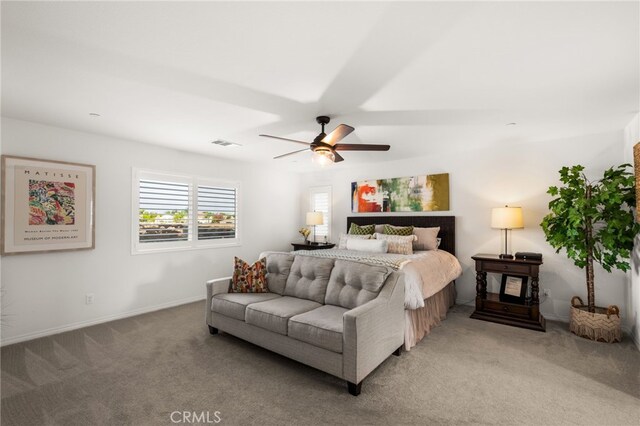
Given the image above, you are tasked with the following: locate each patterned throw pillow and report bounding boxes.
[374,233,416,255]
[383,224,414,236]
[231,257,269,293]
[338,233,371,249]
[349,223,375,235]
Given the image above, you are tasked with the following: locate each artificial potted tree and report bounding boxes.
[541,164,638,342]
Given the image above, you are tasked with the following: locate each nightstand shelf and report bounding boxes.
[291,242,335,251]
[471,253,546,332]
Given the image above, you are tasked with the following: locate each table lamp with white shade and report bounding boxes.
[491,206,523,259]
[306,211,324,244]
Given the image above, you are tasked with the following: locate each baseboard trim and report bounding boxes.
[0,295,206,347]
[540,312,569,323]
[457,300,638,350]
[631,331,640,352]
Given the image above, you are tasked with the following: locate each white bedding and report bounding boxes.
[261,249,462,310]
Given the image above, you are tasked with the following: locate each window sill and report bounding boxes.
[131,241,241,256]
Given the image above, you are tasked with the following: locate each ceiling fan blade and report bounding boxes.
[334,143,390,151]
[333,151,345,163]
[273,148,309,159]
[259,134,310,146]
[322,124,354,145]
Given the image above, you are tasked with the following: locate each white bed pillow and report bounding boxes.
[374,233,416,255]
[338,233,371,249]
[346,238,389,253]
[413,226,440,251]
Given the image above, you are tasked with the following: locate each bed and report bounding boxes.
[297,215,461,350]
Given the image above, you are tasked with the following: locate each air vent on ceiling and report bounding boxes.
[211,139,242,147]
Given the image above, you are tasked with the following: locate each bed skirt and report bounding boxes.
[404,281,456,350]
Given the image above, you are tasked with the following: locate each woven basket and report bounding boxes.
[569,296,621,343]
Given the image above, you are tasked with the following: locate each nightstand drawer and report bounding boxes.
[482,261,530,275]
[484,298,531,318]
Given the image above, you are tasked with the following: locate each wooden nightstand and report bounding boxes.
[291,242,336,251]
[470,253,545,332]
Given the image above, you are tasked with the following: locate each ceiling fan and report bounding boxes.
[259,116,390,164]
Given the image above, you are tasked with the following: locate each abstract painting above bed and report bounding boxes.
[351,173,449,213]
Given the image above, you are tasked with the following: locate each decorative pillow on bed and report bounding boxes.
[373,233,416,255]
[338,233,371,249]
[383,224,414,236]
[345,238,388,253]
[348,223,375,235]
[230,257,269,293]
[413,226,441,251]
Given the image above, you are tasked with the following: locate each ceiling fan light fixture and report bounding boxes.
[312,148,335,166]
[261,115,388,164]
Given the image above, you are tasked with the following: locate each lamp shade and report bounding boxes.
[491,206,523,229]
[306,211,324,226]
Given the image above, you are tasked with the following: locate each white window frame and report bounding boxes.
[132,168,241,255]
[308,185,332,242]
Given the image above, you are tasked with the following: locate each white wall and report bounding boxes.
[623,113,640,349]
[300,131,629,326]
[0,117,300,345]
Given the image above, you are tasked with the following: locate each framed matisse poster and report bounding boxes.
[1,155,95,255]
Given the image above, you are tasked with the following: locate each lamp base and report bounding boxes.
[499,253,514,259]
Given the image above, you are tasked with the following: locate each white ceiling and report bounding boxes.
[2,1,638,171]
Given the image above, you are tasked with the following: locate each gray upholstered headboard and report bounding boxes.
[346,216,456,256]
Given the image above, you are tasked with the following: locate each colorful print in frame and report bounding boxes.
[351,173,449,213]
[1,155,95,255]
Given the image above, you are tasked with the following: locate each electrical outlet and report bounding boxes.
[85,293,94,305]
[543,289,550,297]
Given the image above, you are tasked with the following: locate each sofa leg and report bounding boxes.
[347,381,362,396]
[393,345,402,356]
[208,325,218,335]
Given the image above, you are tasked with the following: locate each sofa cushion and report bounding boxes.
[265,253,295,295]
[245,296,321,335]
[324,260,392,309]
[211,293,281,321]
[289,305,348,353]
[283,256,335,303]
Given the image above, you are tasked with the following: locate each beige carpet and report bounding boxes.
[1,302,638,425]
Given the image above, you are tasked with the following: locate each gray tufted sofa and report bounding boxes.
[205,253,405,395]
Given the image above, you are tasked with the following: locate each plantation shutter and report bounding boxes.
[133,169,240,254]
[138,179,191,243]
[197,185,237,240]
[310,187,331,241]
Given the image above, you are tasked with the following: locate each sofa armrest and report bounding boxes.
[342,271,405,384]
[205,277,231,325]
